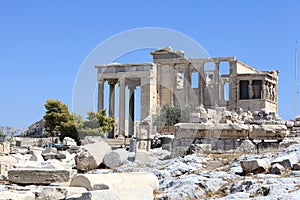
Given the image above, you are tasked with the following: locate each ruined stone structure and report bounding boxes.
[96,47,279,137]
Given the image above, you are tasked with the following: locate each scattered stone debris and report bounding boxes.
[2,110,300,199]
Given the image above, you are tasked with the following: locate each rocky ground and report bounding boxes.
[1,136,300,199]
[113,137,300,199]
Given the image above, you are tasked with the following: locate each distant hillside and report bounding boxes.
[0,126,24,137]
[22,119,45,137]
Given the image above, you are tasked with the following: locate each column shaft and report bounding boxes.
[108,81,116,138]
[220,80,225,102]
[119,78,126,137]
[199,62,205,105]
[128,86,135,136]
[184,64,191,105]
[109,82,116,117]
[214,62,220,106]
[97,79,104,112]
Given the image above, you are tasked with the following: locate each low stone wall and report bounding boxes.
[171,123,288,157]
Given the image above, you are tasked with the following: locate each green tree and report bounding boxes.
[43,99,80,145]
[96,110,115,134]
[75,110,115,138]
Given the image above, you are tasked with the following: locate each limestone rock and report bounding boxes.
[236,139,257,154]
[29,150,44,162]
[42,147,57,154]
[189,144,211,155]
[8,168,72,184]
[270,163,285,174]
[38,186,88,200]
[0,155,18,166]
[295,115,300,121]
[240,158,271,174]
[135,150,151,163]
[292,163,300,170]
[75,141,111,171]
[271,153,299,169]
[69,172,159,191]
[286,120,295,128]
[103,149,128,168]
[0,190,35,200]
[0,155,18,177]
[63,137,77,146]
[0,141,10,153]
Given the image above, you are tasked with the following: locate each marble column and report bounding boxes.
[198,62,205,106]
[220,80,225,103]
[128,84,135,137]
[248,80,253,99]
[262,80,266,99]
[214,61,220,106]
[97,79,104,112]
[184,64,191,105]
[108,80,116,138]
[119,78,126,137]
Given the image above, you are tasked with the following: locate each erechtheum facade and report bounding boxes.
[96,47,279,137]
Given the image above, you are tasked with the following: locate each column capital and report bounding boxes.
[213,60,220,66]
[98,78,105,83]
[108,79,118,85]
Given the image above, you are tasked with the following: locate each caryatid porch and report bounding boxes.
[95,63,157,138]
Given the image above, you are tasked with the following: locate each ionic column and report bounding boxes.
[184,63,191,105]
[128,84,136,137]
[199,62,205,106]
[248,80,253,99]
[220,80,225,103]
[119,78,126,137]
[97,79,104,112]
[108,80,117,117]
[108,80,116,138]
[262,80,266,99]
[214,61,220,106]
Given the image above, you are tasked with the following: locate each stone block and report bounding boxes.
[103,149,128,168]
[294,121,300,127]
[69,172,159,191]
[75,141,111,171]
[240,158,271,174]
[66,190,118,200]
[8,168,72,184]
[135,150,151,163]
[286,120,295,128]
[161,144,172,152]
[0,141,10,153]
[29,150,44,162]
[190,117,202,123]
[189,144,211,154]
[236,139,257,154]
[42,152,66,160]
[292,163,300,170]
[39,186,88,200]
[0,190,35,200]
[271,153,299,169]
[63,137,77,146]
[295,115,300,121]
[270,163,285,174]
[0,155,18,177]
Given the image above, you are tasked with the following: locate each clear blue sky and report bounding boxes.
[1,1,300,128]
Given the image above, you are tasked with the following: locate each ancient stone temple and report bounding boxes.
[96,47,279,137]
